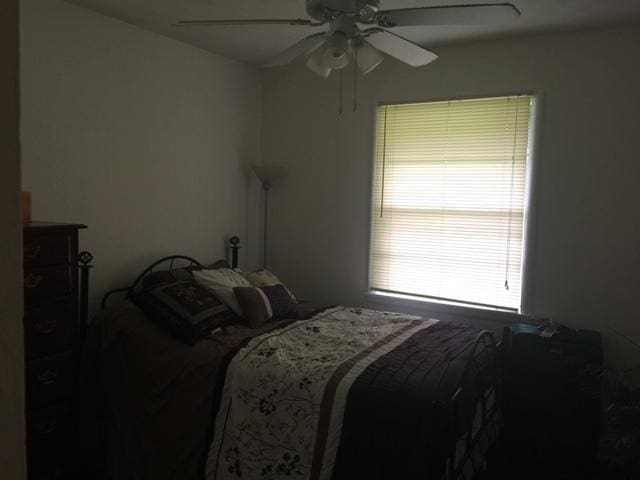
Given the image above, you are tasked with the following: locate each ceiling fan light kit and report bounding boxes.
[176,1,521,110]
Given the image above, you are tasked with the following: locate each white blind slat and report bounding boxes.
[370,95,533,310]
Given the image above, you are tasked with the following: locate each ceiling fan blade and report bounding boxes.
[263,32,327,68]
[174,18,324,27]
[364,29,438,67]
[376,3,521,27]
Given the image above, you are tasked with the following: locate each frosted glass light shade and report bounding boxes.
[357,41,384,74]
[252,165,287,189]
[306,49,332,78]
[322,33,350,70]
[323,48,349,70]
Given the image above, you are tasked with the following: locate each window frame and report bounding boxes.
[365,92,540,315]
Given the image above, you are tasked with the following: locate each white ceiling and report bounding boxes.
[67,0,640,65]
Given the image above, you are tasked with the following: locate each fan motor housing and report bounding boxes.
[306,0,380,22]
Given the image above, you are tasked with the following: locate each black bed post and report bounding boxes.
[78,251,94,341]
[229,236,240,270]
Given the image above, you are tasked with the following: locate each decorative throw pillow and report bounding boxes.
[243,269,297,302]
[133,280,239,345]
[233,284,299,327]
[193,268,251,316]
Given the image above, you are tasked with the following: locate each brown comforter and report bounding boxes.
[76,301,325,480]
[76,303,497,480]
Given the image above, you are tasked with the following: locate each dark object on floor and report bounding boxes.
[482,440,599,479]
[598,374,640,479]
[501,323,603,476]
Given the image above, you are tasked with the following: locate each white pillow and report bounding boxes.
[193,268,250,316]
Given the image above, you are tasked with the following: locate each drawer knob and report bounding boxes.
[24,272,43,289]
[35,417,58,435]
[34,318,57,335]
[37,369,59,385]
[24,244,42,259]
[38,467,63,480]
[24,245,41,258]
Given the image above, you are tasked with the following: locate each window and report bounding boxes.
[370,95,533,311]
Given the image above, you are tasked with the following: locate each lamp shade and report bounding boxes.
[307,48,332,78]
[322,32,350,70]
[252,165,287,189]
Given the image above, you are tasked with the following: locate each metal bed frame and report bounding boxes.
[97,236,502,480]
[100,236,240,310]
[447,330,502,479]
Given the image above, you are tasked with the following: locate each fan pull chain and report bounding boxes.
[353,46,358,112]
[338,70,344,115]
[380,106,388,218]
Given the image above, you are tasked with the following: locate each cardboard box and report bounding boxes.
[22,191,31,224]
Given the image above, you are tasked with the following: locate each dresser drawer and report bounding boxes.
[24,266,73,302]
[26,404,70,462]
[26,351,75,409]
[24,302,75,359]
[23,232,72,267]
[27,461,65,480]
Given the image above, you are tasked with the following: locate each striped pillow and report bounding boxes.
[244,269,297,302]
[233,284,299,327]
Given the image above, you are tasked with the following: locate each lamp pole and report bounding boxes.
[262,181,270,269]
[252,165,285,270]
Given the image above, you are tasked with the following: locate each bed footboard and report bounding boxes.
[446,330,502,480]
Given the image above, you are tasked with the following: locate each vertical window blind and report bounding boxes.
[370,95,533,310]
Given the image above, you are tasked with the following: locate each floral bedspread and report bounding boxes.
[205,306,438,480]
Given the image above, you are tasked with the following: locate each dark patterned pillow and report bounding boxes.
[134,280,239,345]
[233,284,299,327]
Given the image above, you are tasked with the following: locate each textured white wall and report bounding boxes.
[0,0,25,477]
[261,25,640,367]
[21,0,263,313]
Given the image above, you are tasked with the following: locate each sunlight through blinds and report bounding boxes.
[370,95,533,310]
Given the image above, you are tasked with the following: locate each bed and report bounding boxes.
[76,249,502,480]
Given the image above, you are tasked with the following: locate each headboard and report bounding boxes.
[100,236,241,310]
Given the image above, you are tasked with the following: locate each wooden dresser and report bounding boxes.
[23,222,87,480]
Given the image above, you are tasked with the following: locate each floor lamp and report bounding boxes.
[252,165,286,269]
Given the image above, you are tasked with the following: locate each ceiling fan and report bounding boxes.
[175,1,521,77]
